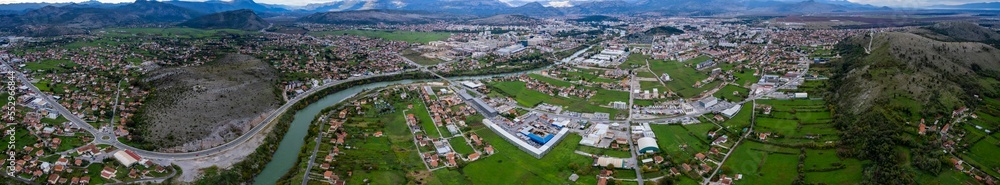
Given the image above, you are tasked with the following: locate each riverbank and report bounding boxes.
[192,72,439,183]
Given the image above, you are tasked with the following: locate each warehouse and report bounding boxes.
[637,137,660,154]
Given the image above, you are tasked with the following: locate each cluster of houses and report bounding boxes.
[7,145,168,184]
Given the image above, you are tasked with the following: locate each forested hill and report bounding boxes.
[828,23,1000,184]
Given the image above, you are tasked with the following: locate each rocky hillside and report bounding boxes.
[179,9,268,31]
[136,54,280,151]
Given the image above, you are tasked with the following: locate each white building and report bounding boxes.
[113,150,142,167]
[611,101,628,110]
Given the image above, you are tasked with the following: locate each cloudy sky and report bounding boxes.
[0,0,997,7]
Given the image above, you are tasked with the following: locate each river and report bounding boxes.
[252,68,548,184]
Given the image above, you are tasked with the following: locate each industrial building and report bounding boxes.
[637,137,660,154]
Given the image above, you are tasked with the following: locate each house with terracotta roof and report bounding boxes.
[952,158,964,171]
[129,168,139,178]
[50,137,61,148]
[324,171,337,180]
[471,134,483,146]
[467,152,481,161]
[53,164,65,172]
[56,157,68,165]
[101,166,117,179]
[484,145,495,155]
[447,152,457,166]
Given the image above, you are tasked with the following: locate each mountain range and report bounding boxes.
[0,0,896,16]
[0,0,993,36]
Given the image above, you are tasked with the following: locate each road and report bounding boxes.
[300,116,327,185]
[626,71,645,185]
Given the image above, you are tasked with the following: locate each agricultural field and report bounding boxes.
[310,30,451,44]
[753,99,838,145]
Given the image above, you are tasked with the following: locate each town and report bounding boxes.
[0,4,998,185]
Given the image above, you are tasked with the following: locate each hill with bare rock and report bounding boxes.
[132,54,280,151]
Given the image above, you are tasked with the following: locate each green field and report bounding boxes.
[713,85,749,102]
[23,59,79,72]
[577,145,632,158]
[462,132,597,185]
[650,124,710,162]
[554,68,620,84]
[646,56,713,98]
[733,69,758,87]
[722,102,754,129]
[753,99,838,144]
[412,100,442,138]
[310,30,451,44]
[450,137,476,155]
[640,81,667,92]
[722,141,799,185]
[620,54,650,69]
